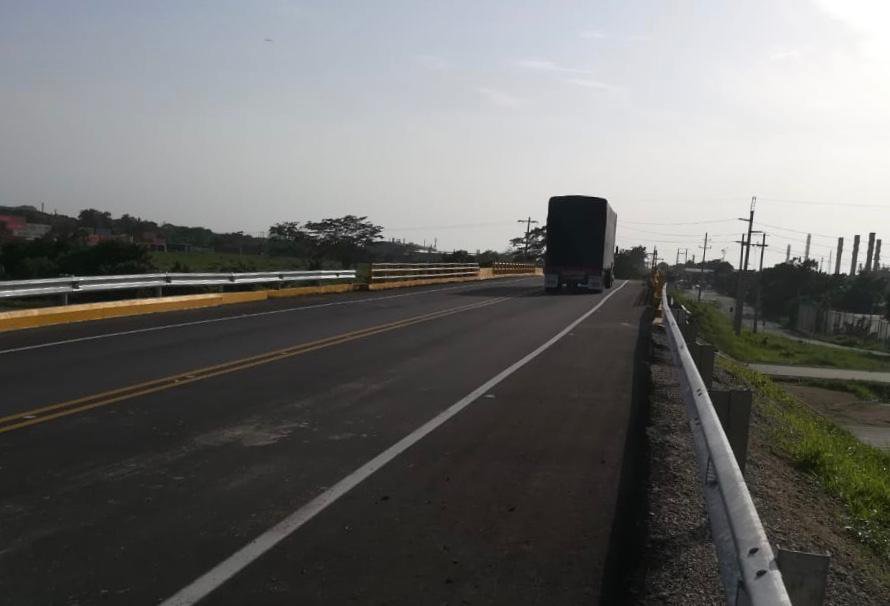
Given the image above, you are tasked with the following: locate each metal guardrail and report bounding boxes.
[0,270,356,301]
[492,261,537,275]
[661,286,793,606]
[369,263,480,283]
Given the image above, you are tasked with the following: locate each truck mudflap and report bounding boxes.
[544,269,605,292]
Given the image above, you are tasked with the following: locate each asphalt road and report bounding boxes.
[0,277,649,605]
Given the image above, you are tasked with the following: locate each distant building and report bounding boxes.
[140,231,167,251]
[84,229,133,246]
[16,223,51,240]
[0,214,26,235]
[0,214,51,240]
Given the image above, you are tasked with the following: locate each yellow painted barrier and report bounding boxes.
[217,291,269,304]
[0,294,222,333]
[368,276,481,290]
[268,283,355,298]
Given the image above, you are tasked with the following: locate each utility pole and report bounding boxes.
[804,234,811,261]
[517,217,539,259]
[752,233,767,333]
[875,239,882,270]
[733,197,757,335]
[683,249,689,263]
[698,232,711,302]
[786,244,791,263]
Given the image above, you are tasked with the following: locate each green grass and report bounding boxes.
[676,292,890,371]
[150,251,315,273]
[721,358,890,558]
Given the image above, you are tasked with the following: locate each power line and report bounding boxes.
[759,196,890,210]
[753,221,835,240]
[386,221,515,231]
[621,218,737,226]
[618,225,736,238]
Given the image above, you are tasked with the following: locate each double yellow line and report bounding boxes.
[0,296,510,435]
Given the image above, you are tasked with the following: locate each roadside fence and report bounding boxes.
[664,288,830,606]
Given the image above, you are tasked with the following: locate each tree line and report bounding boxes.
[668,257,890,322]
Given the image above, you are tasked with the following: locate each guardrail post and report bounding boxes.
[60,292,69,305]
[709,389,752,473]
[155,285,163,298]
[776,548,830,606]
[691,340,716,390]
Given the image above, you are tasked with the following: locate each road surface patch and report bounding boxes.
[0,296,512,434]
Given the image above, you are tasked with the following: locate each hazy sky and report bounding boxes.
[2,1,889,267]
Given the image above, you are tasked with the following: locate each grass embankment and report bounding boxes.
[679,294,890,371]
[679,293,890,557]
[721,358,890,558]
[150,251,314,272]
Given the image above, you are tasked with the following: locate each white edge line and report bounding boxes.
[159,280,628,606]
[0,278,533,355]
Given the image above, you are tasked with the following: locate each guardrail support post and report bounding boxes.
[709,389,752,473]
[60,292,69,305]
[155,285,163,298]
[691,340,716,390]
[776,548,830,606]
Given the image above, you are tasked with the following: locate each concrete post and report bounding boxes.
[709,389,752,473]
[835,237,843,275]
[850,235,860,276]
[776,548,830,606]
[692,340,716,390]
[865,232,876,272]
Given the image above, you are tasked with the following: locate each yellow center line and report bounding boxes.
[0,296,512,434]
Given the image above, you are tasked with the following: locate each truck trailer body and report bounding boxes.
[544,195,616,293]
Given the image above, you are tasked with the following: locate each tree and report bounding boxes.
[614,246,648,279]
[268,221,316,258]
[441,250,475,263]
[58,240,156,275]
[77,209,113,230]
[302,215,383,268]
[509,226,546,261]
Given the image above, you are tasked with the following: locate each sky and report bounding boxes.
[1,0,889,268]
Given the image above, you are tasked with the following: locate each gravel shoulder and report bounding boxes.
[632,325,890,604]
[630,328,723,604]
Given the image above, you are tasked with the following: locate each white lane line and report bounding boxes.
[159,280,628,606]
[0,277,535,356]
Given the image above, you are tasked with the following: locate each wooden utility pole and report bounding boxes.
[752,233,768,333]
[517,217,539,258]
[733,197,757,335]
[698,232,711,302]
